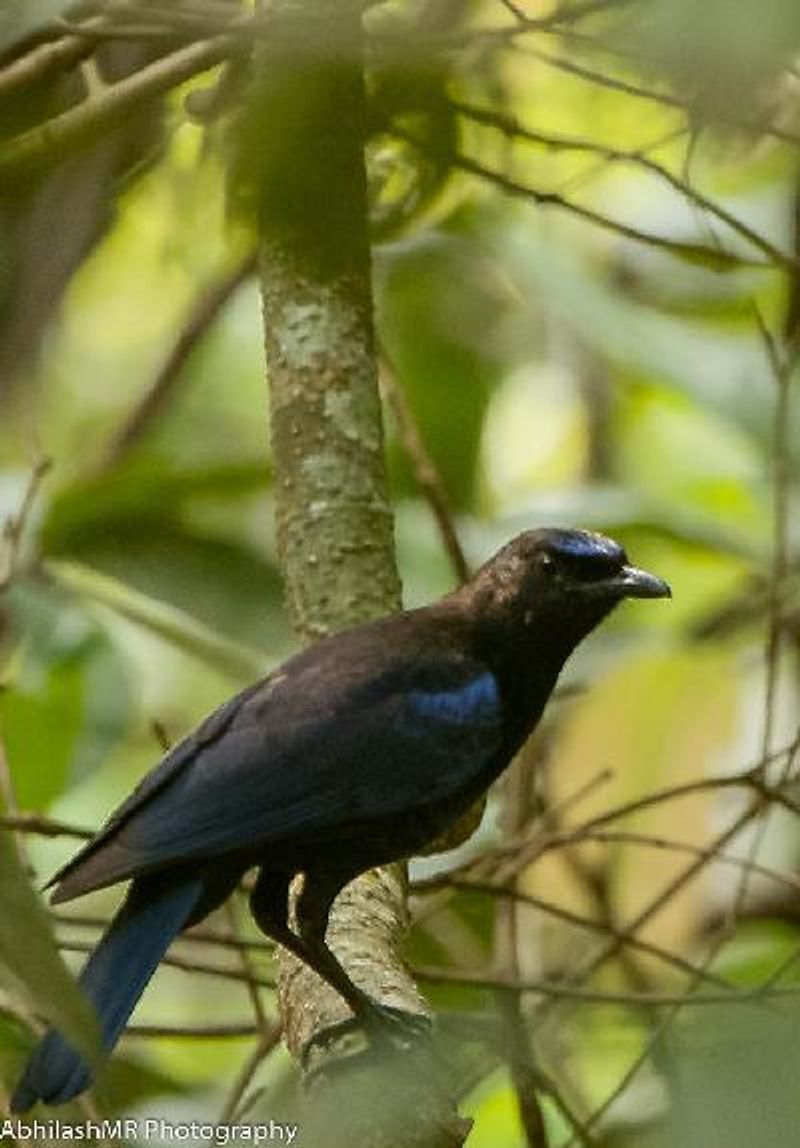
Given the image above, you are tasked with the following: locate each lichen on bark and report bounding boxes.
[262,244,401,641]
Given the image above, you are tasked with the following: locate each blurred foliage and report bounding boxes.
[1,0,800,1143]
[0,832,99,1068]
[614,0,800,122]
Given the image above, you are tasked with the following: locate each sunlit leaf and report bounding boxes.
[1,663,85,809]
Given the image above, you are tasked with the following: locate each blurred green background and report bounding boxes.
[1,1,800,1144]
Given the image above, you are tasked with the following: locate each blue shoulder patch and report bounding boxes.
[408,673,500,726]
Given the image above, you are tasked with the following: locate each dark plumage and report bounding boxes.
[12,528,669,1110]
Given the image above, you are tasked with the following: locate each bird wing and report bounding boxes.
[47,681,265,897]
[51,631,504,902]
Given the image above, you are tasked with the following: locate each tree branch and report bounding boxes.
[0,34,237,185]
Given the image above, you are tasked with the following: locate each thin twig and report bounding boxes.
[0,814,93,840]
[124,1022,260,1038]
[754,931,800,992]
[492,753,552,1148]
[54,910,274,954]
[434,879,735,989]
[450,101,796,270]
[752,307,794,774]
[562,827,800,896]
[569,789,788,1142]
[413,965,800,1006]
[536,791,778,1141]
[535,804,762,1001]
[713,310,797,957]
[379,351,470,582]
[217,897,282,1124]
[553,757,800,841]
[56,939,276,989]
[497,0,634,29]
[393,127,761,270]
[468,743,800,884]
[523,44,683,108]
[570,1004,679,1142]
[217,1026,282,1124]
[414,768,614,903]
[0,456,52,592]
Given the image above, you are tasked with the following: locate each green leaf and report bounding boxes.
[463,1070,524,1148]
[3,580,135,802]
[43,525,290,654]
[44,560,269,681]
[495,218,771,432]
[41,461,271,554]
[0,832,98,1062]
[39,460,289,653]
[1,662,85,809]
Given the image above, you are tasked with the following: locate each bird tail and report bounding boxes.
[11,876,203,1111]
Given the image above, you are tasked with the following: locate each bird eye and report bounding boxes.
[538,553,555,574]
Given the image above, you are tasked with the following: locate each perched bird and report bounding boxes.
[12,528,669,1110]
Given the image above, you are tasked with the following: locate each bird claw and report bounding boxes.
[361,1002,433,1047]
[304,1002,432,1066]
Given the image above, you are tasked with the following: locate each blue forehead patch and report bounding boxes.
[548,531,624,564]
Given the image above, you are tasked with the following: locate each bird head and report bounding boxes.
[467,528,670,658]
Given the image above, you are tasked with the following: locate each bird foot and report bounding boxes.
[303,1002,432,1068]
[360,1001,433,1047]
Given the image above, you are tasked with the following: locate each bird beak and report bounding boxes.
[612,564,672,600]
